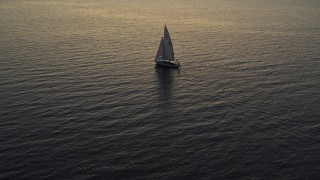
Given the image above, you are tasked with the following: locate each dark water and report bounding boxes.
[1,0,320,179]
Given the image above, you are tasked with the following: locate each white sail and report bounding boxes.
[163,26,175,61]
[155,37,164,60]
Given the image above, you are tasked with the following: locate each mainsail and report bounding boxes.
[163,26,175,61]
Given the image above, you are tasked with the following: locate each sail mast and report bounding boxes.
[163,36,165,61]
[166,24,170,63]
[163,25,166,61]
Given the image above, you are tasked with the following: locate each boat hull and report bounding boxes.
[155,60,180,68]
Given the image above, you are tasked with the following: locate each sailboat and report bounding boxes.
[155,25,180,68]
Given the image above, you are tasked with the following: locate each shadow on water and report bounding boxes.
[154,65,180,106]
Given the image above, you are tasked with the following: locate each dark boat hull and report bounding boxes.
[155,60,180,68]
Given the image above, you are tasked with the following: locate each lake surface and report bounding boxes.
[1,0,320,179]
